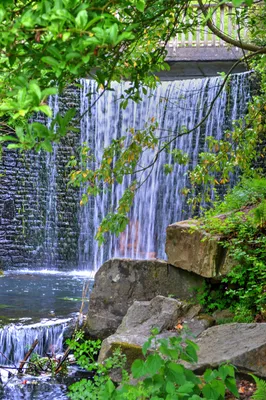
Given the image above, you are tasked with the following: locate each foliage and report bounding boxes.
[188,123,259,208]
[69,328,239,400]
[196,178,266,317]
[0,0,197,151]
[26,352,66,376]
[0,0,265,240]
[66,330,102,371]
[250,374,266,400]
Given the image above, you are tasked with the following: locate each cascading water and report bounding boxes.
[0,319,70,365]
[0,72,251,270]
[43,95,59,266]
[78,72,251,270]
[0,72,252,400]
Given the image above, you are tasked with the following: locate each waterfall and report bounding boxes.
[43,95,59,266]
[0,319,71,365]
[78,72,251,270]
[0,72,251,270]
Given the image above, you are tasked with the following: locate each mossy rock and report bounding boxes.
[111,342,145,368]
[106,342,145,382]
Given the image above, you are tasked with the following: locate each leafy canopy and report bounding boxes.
[0,0,265,240]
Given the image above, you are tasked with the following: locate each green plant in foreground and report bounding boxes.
[250,374,266,400]
[68,329,239,400]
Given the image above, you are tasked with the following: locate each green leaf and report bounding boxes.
[41,56,60,67]
[66,52,81,61]
[0,5,6,23]
[218,364,235,381]
[109,23,118,44]
[0,135,18,142]
[165,362,186,385]
[7,143,21,149]
[41,140,53,152]
[47,46,62,60]
[15,126,25,141]
[142,339,151,356]
[232,0,246,5]
[166,381,175,394]
[31,122,49,138]
[75,10,88,29]
[37,105,52,117]
[176,381,195,394]
[131,359,146,379]
[41,88,58,98]
[204,368,219,383]
[225,377,239,398]
[202,380,225,399]
[29,82,42,102]
[145,354,163,375]
[135,0,145,12]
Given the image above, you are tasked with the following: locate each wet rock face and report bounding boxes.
[0,88,81,269]
[86,258,204,339]
[165,220,233,278]
[1,199,15,220]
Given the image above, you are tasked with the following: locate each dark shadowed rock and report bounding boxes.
[86,258,204,339]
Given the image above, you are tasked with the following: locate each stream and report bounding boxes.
[0,270,94,399]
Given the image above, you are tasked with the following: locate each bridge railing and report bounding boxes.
[167,3,248,52]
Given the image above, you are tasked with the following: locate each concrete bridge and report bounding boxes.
[160,3,248,79]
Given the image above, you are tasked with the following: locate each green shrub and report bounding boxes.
[68,329,239,400]
[198,177,266,317]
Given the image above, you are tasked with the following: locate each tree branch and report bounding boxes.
[197,0,265,52]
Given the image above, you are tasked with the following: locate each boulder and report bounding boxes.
[192,323,266,378]
[165,219,233,278]
[98,296,213,367]
[117,296,185,336]
[86,258,204,339]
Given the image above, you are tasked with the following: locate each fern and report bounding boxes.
[250,374,266,400]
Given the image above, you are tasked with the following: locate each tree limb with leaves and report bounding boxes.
[0,0,265,241]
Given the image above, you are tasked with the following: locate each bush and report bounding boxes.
[198,177,266,317]
[68,329,239,400]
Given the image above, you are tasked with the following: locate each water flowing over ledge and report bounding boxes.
[0,318,71,366]
[0,73,251,271]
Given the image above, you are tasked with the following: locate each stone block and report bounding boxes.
[166,220,233,278]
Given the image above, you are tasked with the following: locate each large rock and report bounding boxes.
[166,220,232,278]
[192,323,266,378]
[98,296,213,366]
[86,258,204,339]
[117,296,185,336]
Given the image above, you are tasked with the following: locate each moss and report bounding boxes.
[111,342,145,370]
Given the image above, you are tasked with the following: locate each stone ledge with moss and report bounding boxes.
[165,219,234,278]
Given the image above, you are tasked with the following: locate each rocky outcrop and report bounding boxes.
[86,258,204,339]
[116,296,185,336]
[99,305,266,379]
[191,323,266,378]
[165,219,233,278]
[98,296,213,365]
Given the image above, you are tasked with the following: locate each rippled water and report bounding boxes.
[0,270,94,323]
[0,271,94,399]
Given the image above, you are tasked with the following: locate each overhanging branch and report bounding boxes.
[198,0,265,52]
